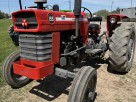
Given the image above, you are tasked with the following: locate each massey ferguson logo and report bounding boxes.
[22,19,28,29]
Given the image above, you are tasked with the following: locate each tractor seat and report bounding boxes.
[53,4,59,11]
[89,24,100,31]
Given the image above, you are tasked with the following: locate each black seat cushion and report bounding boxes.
[89,24,100,31]
[53,4,59,11]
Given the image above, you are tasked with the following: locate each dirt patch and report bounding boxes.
[96,63,136,102]
[0,22,136,102]
[0,57,136,102]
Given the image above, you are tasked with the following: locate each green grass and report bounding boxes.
[0,19,18,87]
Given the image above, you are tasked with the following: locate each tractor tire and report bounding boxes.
[2,51,32,88]
[8,25,19,46]
[68,66,97,102]
[109,23,135,73]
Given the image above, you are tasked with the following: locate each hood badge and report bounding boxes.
[22,19,28,29]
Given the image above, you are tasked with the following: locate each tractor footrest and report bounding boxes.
[85,49,103,55]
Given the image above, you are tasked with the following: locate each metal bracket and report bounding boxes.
[55,68,75,79]
[60,45,86,56]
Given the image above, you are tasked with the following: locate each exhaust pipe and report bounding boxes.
[74,0,82,38]
[19,0,22,10]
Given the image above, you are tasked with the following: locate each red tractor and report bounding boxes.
[2,0,135,102]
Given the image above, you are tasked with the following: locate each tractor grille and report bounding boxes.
[19,33,52,61]
[14,12,37,29]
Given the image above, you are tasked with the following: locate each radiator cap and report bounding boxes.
[34,0,47,3]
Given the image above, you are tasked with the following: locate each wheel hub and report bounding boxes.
[84,79,95,102]
[88,91,94,99]
[128,39,134,62]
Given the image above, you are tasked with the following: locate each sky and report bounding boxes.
[0,0,136,14]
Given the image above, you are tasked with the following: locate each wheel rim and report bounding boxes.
[83,78,95,102]
[128,38,134,62]
[12,72,27,81]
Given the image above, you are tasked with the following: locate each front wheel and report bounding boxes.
[68,66,97,102]
[2,51,32,88]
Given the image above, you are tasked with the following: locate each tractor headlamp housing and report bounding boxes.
[110,17,116,24]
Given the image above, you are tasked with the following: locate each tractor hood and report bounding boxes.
[12,9,88,33]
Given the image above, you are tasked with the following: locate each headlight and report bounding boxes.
[110,17,116,24]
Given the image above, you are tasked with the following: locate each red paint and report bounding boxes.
[13,60,54,80]
[13,32,60,80]
[12,10,89,44]
[107,14,129,37]
[12,9,89,80]
[51,32,60,63]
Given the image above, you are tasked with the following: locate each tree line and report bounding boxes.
[0,10,10,19]
[93,8,120,19]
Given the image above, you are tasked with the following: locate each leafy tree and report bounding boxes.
[0,11,4,19]
[4,14,9,19]
[111,7,120,14]
[94,9,109,19]
[0,10,10,19]
[93,8,120,20]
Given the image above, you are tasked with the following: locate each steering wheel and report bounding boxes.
[28,6,46,9]
[28,5,53,10]
[81,7,92,18]
[45,5,53,10]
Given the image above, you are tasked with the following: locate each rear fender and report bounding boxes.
[107,14,129,37]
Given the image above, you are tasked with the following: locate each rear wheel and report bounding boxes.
[68,66,97,102]
[109,23,135,73]
[8,25,19,46]
[2,51,32,88]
